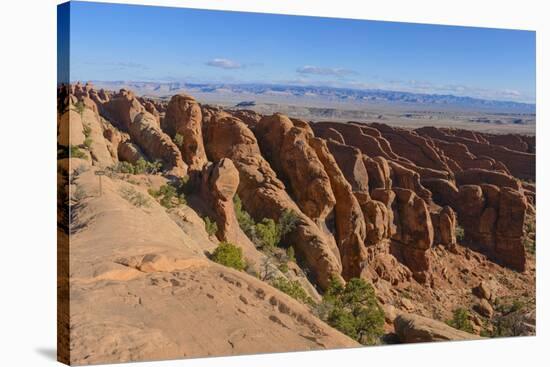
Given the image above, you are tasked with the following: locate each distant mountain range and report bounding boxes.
[90,80,536,113]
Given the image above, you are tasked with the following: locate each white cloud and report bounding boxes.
[206,58,242,69]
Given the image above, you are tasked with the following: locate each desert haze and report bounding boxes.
[58,81,535,364]
[92,80,536,136]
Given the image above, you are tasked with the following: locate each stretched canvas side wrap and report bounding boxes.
[57,1,536,365]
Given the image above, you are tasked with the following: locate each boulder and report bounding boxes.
[394,313,481,343]
[473,281,494,301]
[474,299,494,318]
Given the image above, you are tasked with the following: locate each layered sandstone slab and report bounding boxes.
[67,167,358,365]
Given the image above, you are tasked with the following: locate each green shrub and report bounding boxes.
[256,218,279,249]
[278,209,299,239]
[113,159,163,175]
[134,158,162,174]
[204,216,218,236]
[174,133,184,147]
[234,195,257,240]
[455,225,465,242]
[73,185,87,201]
[83,124,92,138]
[327,307,359,339]
[211,242,245,271]
[321,277,385,345]
[70,145,87,159]
[524,238,536,255]
[446,308,474,333]
[116,161,136,174]
[286,246,296,263]
[278,263,289,273]
[256,209,299,250]
[495,298,526,315]
[74,101,85,115]
[119,187,151,208]
[84,137,93,149]
[233,195,299,250]
[271,277,313,305]
[149,183,186,208]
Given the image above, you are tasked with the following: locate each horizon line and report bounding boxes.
[72,79,536,106]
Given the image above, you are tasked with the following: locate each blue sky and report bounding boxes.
[67,1,536,103]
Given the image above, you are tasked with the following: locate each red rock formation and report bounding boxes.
[364,156,392,192]
[482,133,529,152]
[390,188,434,283]
[199,158,258,252]
[325,140,370,198]
[369,123,452,173]
[455,168,521,190]
[421,178,459,208]
[312,122,399,160]
[129,112,187,176]
[456,184,527,271]
[388,161,432,203]
[309,137,368,279]
[370,189,398,241]
[202,109,343,289]
[255,113,336,223]
[416,126,535,181]
[117,140,146,164]
[163,94,208,171]
[431,206,457,251]
[312,126,346,144]
[102,89,145,131]
[142,100,160,122]
[229,109,262,128]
